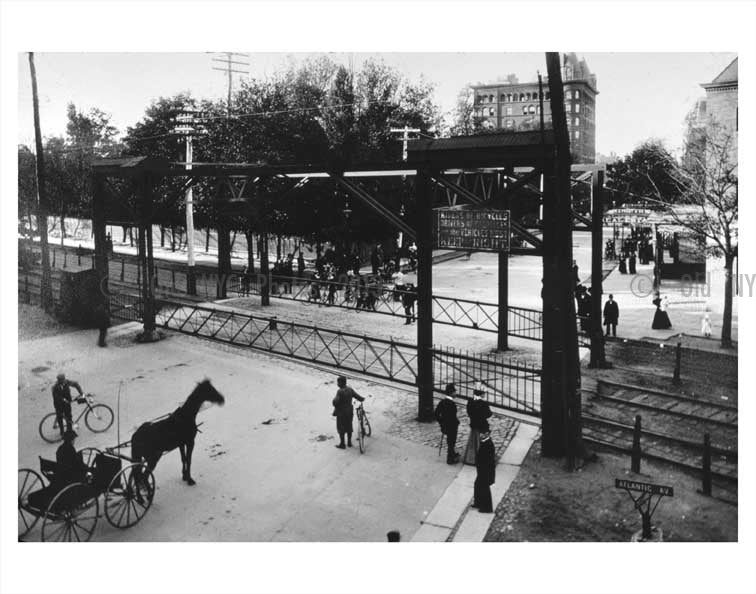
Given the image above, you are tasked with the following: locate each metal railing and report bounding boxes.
[432,346,541,416]
[106,294,543,415]
[22,242,598,348]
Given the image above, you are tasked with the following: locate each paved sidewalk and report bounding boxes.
[596,262,738,342]
[411,421,540,542]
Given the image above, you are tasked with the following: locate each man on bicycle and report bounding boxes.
[332,376,364,449]
[52,373,83,438]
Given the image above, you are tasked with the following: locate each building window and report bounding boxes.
[574,117,580,126]
[507,93,512,102]
[519,93,525,102]
[574,130,580,139]
[575,89,580,99]
[506,119,514,128]
[489,107,495,116]
[522,106,528,115]
[505,106,512,116]
[528,105,535,114]
[565,90,572,100]
[575,103,580,113]
[536,105,541,115]
[545,91,550,100]
[489,95,494,103]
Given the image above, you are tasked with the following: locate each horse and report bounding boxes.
[131,379,225,486]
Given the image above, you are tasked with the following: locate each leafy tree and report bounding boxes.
[606,139,681,208]
[645,119,737,347]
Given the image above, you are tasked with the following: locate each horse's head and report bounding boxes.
[196,379,225,407]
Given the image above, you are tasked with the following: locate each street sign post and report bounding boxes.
[433,207,510,252]
[615,479,674,540]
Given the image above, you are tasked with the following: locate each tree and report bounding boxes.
[645,120,737,347]
[449,86,476,136]
[606,140,681,208]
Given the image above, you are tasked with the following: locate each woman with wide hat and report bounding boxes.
[463,383,492,465]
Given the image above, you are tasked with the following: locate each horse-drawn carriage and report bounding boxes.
[19,378,225,542]
[18,447,155,541]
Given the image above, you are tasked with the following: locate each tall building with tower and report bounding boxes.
[470,53,598,163]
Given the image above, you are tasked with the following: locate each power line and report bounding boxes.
[211,52,250,116]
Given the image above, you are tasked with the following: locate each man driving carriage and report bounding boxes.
[52,373,84,437]
[55,429,88,488]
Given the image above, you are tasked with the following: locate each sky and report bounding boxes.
[17,51,736,158]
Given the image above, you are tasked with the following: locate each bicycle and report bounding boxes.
[354,401,372,454]
[38,394,115,444]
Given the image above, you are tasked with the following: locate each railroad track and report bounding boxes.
[582,379,737,486]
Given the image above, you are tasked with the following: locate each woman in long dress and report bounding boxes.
[463,384,493,465]
[652,293,672,329]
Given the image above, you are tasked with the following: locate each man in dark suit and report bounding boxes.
[473,432,496,513]
[434,383,461,464]
[603,293,619,337]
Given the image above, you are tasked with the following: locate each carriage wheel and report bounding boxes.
[38,413,63,444]
[42,483,99,542]
[18,469,44,539]
[85,404,114,433]
[105,463,155,529]
[79,447,101,471]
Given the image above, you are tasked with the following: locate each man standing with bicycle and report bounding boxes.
[52,373,83,438]
[332,376,364,449]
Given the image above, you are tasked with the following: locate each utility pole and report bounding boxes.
[28,52,53,312]
[172,109,205,294]
[211,52,250,115]
[542,52,583,464]
[391,125,421,162]
[390,126,420,258]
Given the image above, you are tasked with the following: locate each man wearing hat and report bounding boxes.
[473,431,496,513]
[55,429,87,489]
[51,373,84,438]
[434,383,461,464]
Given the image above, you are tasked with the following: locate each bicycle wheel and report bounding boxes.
[85,404,114,433]
[363,410,372,437]
[357,414,365,454]
[39,413,63,444]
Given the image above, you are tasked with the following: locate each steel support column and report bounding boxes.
[92,174,109,303]
[589,170,608,367]
[416,166,435,422]
[138,173,158,341]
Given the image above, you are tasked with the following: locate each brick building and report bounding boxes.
[700,58,738,132]
[470,53,598,163]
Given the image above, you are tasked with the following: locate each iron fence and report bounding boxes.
[104,294,544,415]
[432,346,541,416]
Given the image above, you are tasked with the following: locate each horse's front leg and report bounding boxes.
[184,440,196,485]
[178,444,189,482]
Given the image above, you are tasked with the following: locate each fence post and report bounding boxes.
[52,249,56,268]
[63,251,67,268]
[701,432,712,496]
[120,258,125,281]
[631,415,642,473]
[77,252,81,266]
[172,269,176,291]
[673,341,682,384]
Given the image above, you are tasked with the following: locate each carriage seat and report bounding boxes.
[39,457,57,482]
[90,453,122,491]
